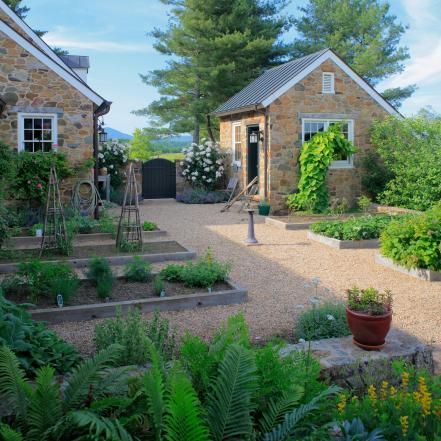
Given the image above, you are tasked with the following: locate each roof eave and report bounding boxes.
[212,103,265,118]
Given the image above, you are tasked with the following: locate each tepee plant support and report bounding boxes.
[116,163,143,250]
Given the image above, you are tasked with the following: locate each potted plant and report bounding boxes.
[258,198,271,216]
[346,287,392,350]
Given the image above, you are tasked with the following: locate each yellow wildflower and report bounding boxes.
[337,394,347,414]
[352,395,359,402]
[400,415,409,436]
[368,384,377,403]
[418,377,432,416]
[401,372,410,391]
[390,386,398,399]
[380,381,389,400]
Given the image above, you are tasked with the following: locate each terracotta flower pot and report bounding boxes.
[346,307,392,350]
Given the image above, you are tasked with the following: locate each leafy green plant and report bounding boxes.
[95,309,176,365]
[30,222,43,236]
[329,197,350,216]
[142,220,158,231]
[360,151,393,202]
[99,212,117,236]
[347,287,392,316]
[153,275,165,296]
[295,302,351,341]
[287,125,355,213]
[357,195,372,213]
[0,292,80,376]
[311,215,403,241]
[71,215,99,234]
[15,260,79,303]
[330,418,384,440]
[119,240,142,252]
[0,203,11,249]
[371,116,441,210]
[160,249,230,288]
[380,204,441,270]
[124,256,152,282]
[87,257,114,299]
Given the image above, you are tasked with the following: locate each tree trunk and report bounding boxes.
[206,114,215,142]
[193,121,200,145]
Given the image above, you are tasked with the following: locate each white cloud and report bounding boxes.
[382,39,441,88]
[44,35,151,53]
[401,0,441,26]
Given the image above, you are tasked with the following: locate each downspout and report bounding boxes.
[93,100,112,218]
[264,106,269,199]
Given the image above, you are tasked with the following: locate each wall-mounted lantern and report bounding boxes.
[249,131,259,144]
[98,125,108,144]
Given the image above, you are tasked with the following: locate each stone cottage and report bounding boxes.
[0,0,110,179]
[213,48,400,211]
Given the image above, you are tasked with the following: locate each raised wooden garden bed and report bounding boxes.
[15,278,248,324]
[307,231,379,249]
[265,213,371,230]
[375,254,441,282]
[6,230,167,250]
[0,241,196,274]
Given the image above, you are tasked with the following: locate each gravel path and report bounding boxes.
[53,199,441,366]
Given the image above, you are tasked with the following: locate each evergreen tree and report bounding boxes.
[135,0,293,142]
[291,0,415,107]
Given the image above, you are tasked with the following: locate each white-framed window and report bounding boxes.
[232,122,242,165]
[302,118,354,168]
[322,72,335,94]
[17,113,58,152]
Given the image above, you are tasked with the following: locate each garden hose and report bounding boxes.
[71,180,103,216]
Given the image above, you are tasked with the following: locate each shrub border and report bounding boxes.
[30,278,247,324]
[307,231,379,249]
[375,254,441,282]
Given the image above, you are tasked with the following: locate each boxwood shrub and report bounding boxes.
[310,214,404,240]
[380,204,441,271]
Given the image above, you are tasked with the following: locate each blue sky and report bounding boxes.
[25,0,441,134]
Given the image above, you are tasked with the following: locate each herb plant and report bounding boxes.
[153,275,165,295]
[142,220,158,231]
[347,287,392,316]
[87,257,114,298]
[124,256,152,282]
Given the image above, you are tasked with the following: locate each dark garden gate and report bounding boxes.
[142,158,176,199]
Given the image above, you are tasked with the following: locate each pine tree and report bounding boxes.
[291,0,415,107]
[135,0,293,142]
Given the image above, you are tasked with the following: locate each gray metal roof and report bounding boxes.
[60,55,90,70]
[213,48,329,115]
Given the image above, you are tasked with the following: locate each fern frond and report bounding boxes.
[143,339,166,441]
[68,410,133,441]
[258,387,304,435]
[0,346,33,428]
[63,344,123,411]
[207,344,257,441]
[26,366,62,441]
[163,373,209,441]
[0,424,24,441]
[262,386,340,441]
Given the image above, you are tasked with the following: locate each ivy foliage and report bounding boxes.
[287,125,355,213]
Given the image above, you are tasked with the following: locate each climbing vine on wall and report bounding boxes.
[286,125,355,213]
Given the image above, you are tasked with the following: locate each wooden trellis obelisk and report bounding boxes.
[116,163,143,249]
[40,165,69,256]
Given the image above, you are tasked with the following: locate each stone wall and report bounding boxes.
[218,59,390,211]
[219,111,265,195]
[0,30,95,163]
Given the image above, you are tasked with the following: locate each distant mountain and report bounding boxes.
[105,127,132,140]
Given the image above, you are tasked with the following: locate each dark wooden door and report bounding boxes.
[142,158,176,199]
[247,126,259,184]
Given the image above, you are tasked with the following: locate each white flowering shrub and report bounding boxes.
[181,139,225,190]
[98,139,129,188]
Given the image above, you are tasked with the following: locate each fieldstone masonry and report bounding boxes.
[219,60,390,211]
[281,329,434,390]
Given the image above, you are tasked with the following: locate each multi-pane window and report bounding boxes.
[232,122,242,164]
[302,119,353,167]
[18,114,57,152]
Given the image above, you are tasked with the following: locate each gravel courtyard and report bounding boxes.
[54,199,441,364]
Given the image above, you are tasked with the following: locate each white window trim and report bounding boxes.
[231,121,241,166]
[301,118,354,169]
[17,113,58,153]
[322,72,335,94]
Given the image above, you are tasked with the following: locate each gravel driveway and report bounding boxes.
[53,199,441,366]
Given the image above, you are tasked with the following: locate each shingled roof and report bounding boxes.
[213,48,399,117]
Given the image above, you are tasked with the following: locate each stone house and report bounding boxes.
[0,0,110,190]
[213,48,400,211]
